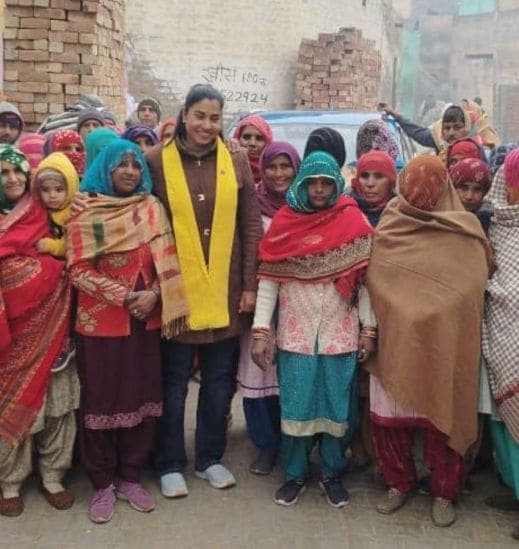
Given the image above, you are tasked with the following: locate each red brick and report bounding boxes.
[79,33,96,45]
[4,15,20,28]
[83,1,99,12]
[19,50,49,61]
[23,82,49,93]
[48,31,79,43]
[7,91,35,103]
[17,28,48,39]
[4,82,18,92]
[5,6,33,17]
[49,102,66,114]
[18,70,49,82]
[4,70,18,81]
[33,39,49,50]
[20,17,51,29]
[49,73,79,84]
[34,7,66,18]
[50,52,80,63]
[67,20,95,33]
[49,42,64,53]
[48,83,64,94]
[3,28,19,40]
[51,0,81,9]
[50,20,66,31]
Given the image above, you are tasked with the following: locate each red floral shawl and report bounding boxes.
[258,195,373,299]
[0,194,70,446]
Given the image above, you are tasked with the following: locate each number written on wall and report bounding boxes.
[201,62,269,105]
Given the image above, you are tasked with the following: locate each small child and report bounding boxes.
[33,152,79,258]
[449,158,492,233]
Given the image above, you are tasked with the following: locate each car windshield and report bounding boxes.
[261,122,406,166]
[266,123,359,161]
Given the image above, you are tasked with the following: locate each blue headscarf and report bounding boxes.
[121,124,159,146]
[80,139,152,196]
[84,127,119,169]
[286,151,345,213]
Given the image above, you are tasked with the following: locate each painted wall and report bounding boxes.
[124,0,401,121]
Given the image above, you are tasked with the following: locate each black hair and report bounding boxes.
[173,84,225,141]
[303,127,346,168]
[473,97,483,106]
[442,105,466,125]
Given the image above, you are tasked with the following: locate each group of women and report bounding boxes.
[0,85,518,539]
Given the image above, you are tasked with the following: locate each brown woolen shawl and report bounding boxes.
[366,165,492,455]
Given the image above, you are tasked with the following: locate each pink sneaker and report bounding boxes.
[89,485,116,524]
[116,481,155,512]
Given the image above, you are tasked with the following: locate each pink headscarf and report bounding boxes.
[17,133,45,170]
[233,116,273,184]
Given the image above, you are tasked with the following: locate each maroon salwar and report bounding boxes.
[79,418,155,489]
[372,423,465,500]
[76,315,162,488]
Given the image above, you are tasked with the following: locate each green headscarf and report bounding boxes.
[0,145,31,214]
[285,151,345,213]
[84,127,118,169]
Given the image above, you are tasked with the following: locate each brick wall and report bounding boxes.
[294,28,381,110]
[3,0,125,131]
[125,0,401,121]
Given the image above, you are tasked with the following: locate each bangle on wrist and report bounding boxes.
[252,326,271,341]
[360,326,378,339]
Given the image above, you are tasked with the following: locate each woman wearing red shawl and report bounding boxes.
[366,155,491,527]
[233,115,273,184]
[0,146,74,518]
[350,150,397,227]
[237,141,300,476]
[446,137,486,168]
[251,151,375,508]
[449,157,492,232]
[49,129,86,177]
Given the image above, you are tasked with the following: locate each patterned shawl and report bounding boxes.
[356,119,399,161]
[366,157,492,454]
[482,165,519,443]
[0,193,70,446]
[259,152,373,300]
[449,158,492,194]
[66,193,189,338]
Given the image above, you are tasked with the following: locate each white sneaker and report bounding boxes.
[160,472,188,498]
[195,464,236,489]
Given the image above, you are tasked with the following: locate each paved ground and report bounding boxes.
[1,382,517,549]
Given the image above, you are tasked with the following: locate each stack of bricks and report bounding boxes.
[294,28,381,111]
[3,0,126,131]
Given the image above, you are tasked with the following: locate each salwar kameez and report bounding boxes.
[491,421,519,499]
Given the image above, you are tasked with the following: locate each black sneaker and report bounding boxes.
[274,480,306,506]
[319,477,349,508]
[249,451,276,476]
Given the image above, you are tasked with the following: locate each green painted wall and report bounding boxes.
[398,29,421,117]
[458,0,496,15]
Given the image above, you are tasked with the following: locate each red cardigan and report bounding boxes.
[70,244,161,337]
